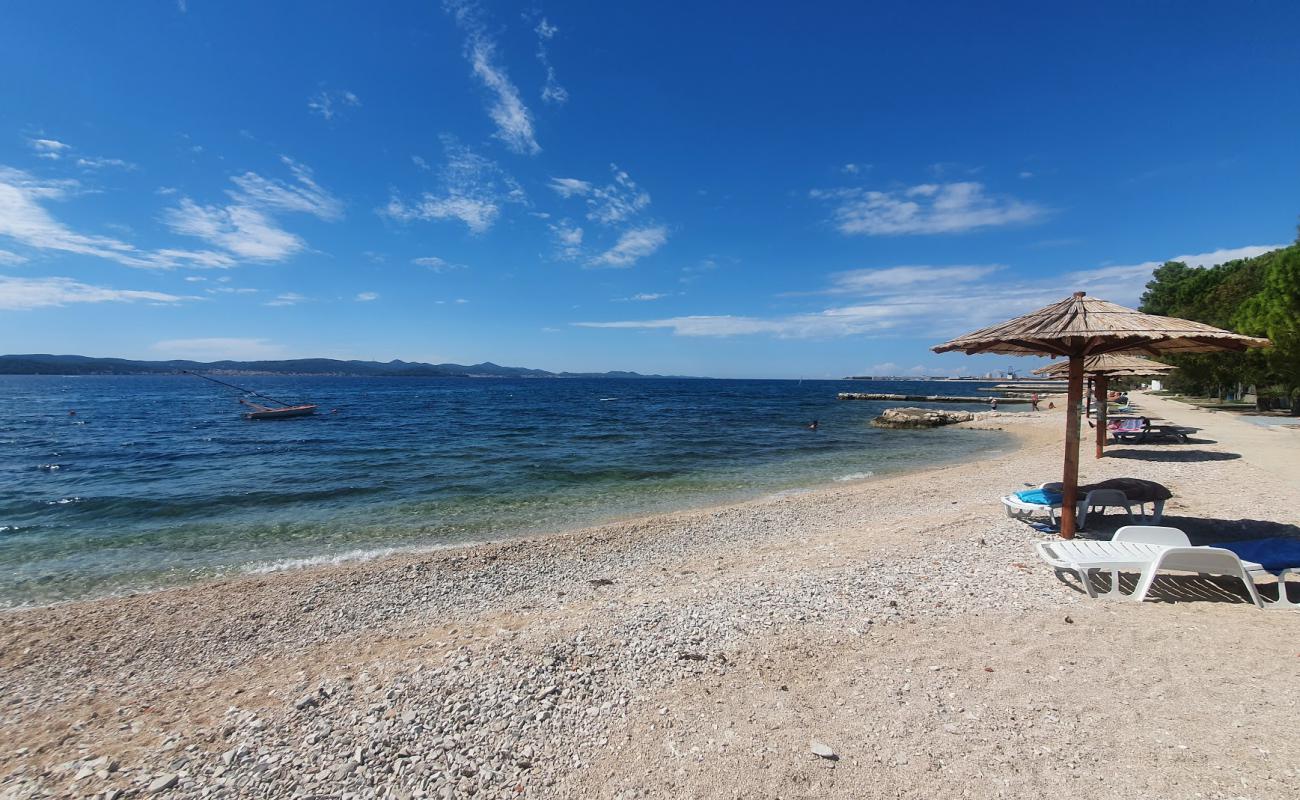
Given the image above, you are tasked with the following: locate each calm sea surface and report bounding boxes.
[0,375,1008,608]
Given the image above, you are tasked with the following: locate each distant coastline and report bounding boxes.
[0,354,698,380]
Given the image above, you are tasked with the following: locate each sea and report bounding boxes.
[0,375,1008,608]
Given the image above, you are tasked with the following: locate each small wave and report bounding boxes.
[46,497,82,505]
[37,464,62,471]
[244,539,473,575]
[599,397,618,401]
[834,471,874,482]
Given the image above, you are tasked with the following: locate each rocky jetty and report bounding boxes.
[871,407,975,428]
[839,392,1028,403]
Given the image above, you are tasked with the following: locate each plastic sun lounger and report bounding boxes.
[1035,525,1299,610]
[1001,487,1164,529]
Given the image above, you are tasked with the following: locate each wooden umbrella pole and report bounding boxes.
[1086,376,1092,418]
[1060,354,1084,539]
[1095,375,1109,459]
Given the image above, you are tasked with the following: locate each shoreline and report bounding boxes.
[4,403,1297,799]
[2,417,1016,613]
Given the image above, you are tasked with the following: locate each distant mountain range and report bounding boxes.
[0,354,692,379]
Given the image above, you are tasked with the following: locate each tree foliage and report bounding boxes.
[1138,241,1300,411]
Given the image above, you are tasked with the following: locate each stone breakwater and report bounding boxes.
[2,410,1298,800]
[837,392,1029,404]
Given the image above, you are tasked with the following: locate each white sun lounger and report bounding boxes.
[1034,525,1289,609]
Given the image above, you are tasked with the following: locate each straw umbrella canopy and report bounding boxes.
[1030,353,1176,379]
[933,291,1268,539]
[1033,354,1177,459]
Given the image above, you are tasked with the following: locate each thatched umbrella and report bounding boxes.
[933,291,1268,539]
[1032,355,1176,458]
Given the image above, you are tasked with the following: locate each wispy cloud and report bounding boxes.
[0,166,230,269]
[265,292,308,307]
[75,156,136,171]
[355,291,379,302]
[444,0,540,155]
[412,255,467,272]
[589,225,668,268]
[821,264,1003,294]
[0,249,28,266]
[164,157,341,263]
[0,275,192,310]
[533,16,568,105]
[165,200,305,262]
[550,165,650,225]
[28,139,70,160]
[229,158,343,220]
[151,337,287,360]
[549,220,584,260]
[383,137,524,234]
[307,88,361,121]
[811,181,1044,235]
[615,292,668,302]
[575,244,1285,340]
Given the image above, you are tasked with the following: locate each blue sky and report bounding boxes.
[1,1,1297,378]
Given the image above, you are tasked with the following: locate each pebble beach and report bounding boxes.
[3,399,1299,800]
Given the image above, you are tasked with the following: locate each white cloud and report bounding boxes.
[76,156,136,170]
[264,292,307,307]
[151,337,287,360]
[164,157,341,263]
[534,17,568,105]
[618,292,667,301]
[184,276,206,282]
[445,0,540,155]
[811,181,1044,235]
[307,88,361,121]
[823,264,1002,294]
[0,249,27,266]
[412,255,467,272]
[841,163,868,175]
[0,166,231,269]
[230,158,343,220]
[552,165,651,225]
[165,199,305,261]
[589,225,668,268]
[549,220,584,260]
[355,291,379,301]
[574,243,1287,340]
[0,275,191,310]
[383,137,523,234]
[28,139,70,160]
[548,177,592,198]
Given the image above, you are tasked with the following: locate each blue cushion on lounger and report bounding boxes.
[1016,488,1063,505]
[1212,537,1300,572]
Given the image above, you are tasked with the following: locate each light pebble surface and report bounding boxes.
[2,396,1298,799]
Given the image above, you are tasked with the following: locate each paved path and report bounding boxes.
[1132,390,1300,495]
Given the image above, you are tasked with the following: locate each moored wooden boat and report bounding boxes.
[242,402,318,420]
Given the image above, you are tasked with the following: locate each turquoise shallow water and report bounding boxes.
[0,375,1008,607]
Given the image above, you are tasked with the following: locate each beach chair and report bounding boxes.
[1107,418,1147,442]
[1035,528,1262,607]
[1002,486,1161,529]
[1036,525,1300,609]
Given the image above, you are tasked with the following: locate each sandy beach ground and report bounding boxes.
[2,393,1298,800]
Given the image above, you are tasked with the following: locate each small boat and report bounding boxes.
[183,371,319,421]
[240,401,318,420]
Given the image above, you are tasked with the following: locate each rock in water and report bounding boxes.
[870,407,975,429]
[810,740,837,759]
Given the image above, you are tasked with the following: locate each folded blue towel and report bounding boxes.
[1016,488,1063,505]
[1212,537,1300,572]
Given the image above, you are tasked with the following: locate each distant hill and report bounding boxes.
[0,354,694,379]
